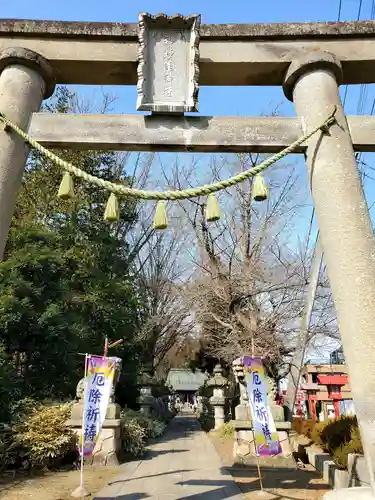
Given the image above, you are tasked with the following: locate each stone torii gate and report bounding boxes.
[1,14,375,498]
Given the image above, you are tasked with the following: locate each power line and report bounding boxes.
[357,0,363,19]
[337,1,350,106]
[341,0,364,107]
[321,0,365,270]
[342,86,349,107]
[355,0,375,167]
[338,0,343,21]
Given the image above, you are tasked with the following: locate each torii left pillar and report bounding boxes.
[0,48,55,259]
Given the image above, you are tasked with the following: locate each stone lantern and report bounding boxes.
[232,357,251,422]
[137,362,158,417]
[207,364,229,430]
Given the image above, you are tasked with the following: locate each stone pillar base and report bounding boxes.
[67,419,122,466]
[232,421,295,467]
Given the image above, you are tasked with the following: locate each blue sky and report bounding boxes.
[3,0,373,117]
[0,0,367,26]
[2,0,375,238]
[4,0,369,359]
[2,0,374,115]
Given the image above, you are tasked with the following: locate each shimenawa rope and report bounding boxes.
[0,107,337,202]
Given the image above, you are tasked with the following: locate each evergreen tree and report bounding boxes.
[0,87,143,408]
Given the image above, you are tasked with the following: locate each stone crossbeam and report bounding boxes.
[27,113,375,153]
[1,19,375,85]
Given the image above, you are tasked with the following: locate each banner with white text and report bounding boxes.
[80,355,117,456]
[243,356,281,457]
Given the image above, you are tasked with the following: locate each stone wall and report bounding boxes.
[67,401,122,466]
[290,433,370,489]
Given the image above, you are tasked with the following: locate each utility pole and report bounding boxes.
[285,235,323,418]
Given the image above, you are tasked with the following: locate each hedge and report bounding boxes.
[1,400,76,470]
[120,409,166,457]
[0,399,169,470]
[292,416,363,469]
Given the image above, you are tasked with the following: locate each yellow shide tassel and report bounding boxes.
[252,173,268,202]
[205,193,221,222]
[104,193,120,222]
[153,201,168,230]
[58,172,74,200]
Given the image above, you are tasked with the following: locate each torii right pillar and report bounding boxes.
[284,52,375,500]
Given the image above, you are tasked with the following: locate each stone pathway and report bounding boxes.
[94,415,330,499]
[94,415,244,499]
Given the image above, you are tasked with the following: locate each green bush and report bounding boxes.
[349,425,363,454]
[330,424,363,469]
[294,416,363,470]
[121,418,146,457]
[9,397,40,423]
[0,424,17,471]
[120,410,167,457]
[14,402,76,467]
[291,418,303,435]
[217,422,234,440]
[320,417,357,452]
[0,399,78,470]
[292,418,316,438]
[121,410,166,439]
[199,414,215,432]
[310,421,326,448]
[332,443,353,469]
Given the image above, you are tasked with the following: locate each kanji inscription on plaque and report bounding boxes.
[137,13,200,113]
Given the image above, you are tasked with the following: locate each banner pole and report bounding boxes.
[247,353,264,494]
[80,354,89,489]
[72,353,90,498]
[251,426,264,492]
